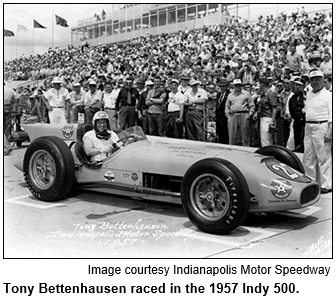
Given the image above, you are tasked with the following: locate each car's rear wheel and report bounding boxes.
[182,158,250,234]
[255,145,305,173]
[23,136,75,201]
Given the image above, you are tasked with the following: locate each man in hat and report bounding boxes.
[69,82,85,123]
[303,70,332,193]
[225,79,254,146]
[24,93,44,123]
[43,77,70,124]
[184,79,208,141]
[137,80,154,134]
[253,78,278,147]
[145,76,167,136]
[215,79,231,144]
[287,76,306,152]
[165,79,186,139]
[102,80,120,130]
[84,80,103,124]
[135,78,148,132]
[178,75,191,95]
[116,77,139,130]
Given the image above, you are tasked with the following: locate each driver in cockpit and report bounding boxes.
[83,111,136,162]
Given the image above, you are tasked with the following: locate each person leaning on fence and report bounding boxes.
[303,70,332,194]
[225,79,255,146]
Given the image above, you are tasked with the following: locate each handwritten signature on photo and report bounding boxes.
[302,235,331,258]
[46,219,199,245]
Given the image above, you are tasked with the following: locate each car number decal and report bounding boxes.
[266,161,311,183]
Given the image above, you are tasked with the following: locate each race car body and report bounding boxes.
[14,123,320,234]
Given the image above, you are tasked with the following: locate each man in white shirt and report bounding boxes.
[165,79,186,138]
[69,82,85,123]
[43,77,70,124]
[83,111,121,162]
[303,70,332,193]
[84,80,102,124]
[103,81,120,130]
[319,53,332,77]
[184,79,208,141]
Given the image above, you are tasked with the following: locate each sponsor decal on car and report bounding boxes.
[121,173,130,179]
[104,171,115,182]
[266,161,311,183]
[131,173,138,181]
[270,178,294,199]
[62,124,75,139]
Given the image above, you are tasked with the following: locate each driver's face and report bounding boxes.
[96,120,108,132]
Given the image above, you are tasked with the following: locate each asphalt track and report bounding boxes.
[3,144,332,258]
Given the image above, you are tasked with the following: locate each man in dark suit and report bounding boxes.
[215,79,231,144]
[115,77,139,130]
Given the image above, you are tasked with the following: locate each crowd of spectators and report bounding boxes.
[4,7,332,150]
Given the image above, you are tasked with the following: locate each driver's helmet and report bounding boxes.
[92,111,110,130]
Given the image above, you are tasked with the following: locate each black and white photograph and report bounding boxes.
[3,2,332,261]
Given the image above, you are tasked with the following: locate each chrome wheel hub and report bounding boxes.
[190,174,230,221]
[29,150,56,190]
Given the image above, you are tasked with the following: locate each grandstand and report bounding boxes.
[70,4,243,47]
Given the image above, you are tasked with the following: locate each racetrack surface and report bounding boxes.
[3,144,332,258]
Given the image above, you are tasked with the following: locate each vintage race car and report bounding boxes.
[14,123,320,235]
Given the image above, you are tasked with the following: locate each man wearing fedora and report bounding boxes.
[184,79,208,141]
[225,79,254,146]
[43,77,70,125]
[216,79,231,144]
[303,69,332,194]
[84,79,103,124]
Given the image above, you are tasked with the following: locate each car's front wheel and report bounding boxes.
[182,158,250,235]
[23,136,75,201]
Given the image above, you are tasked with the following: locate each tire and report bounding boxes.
[23,136,75,201]
[255,145,305,173]
[16,141,22,147]
[181,158,250,235]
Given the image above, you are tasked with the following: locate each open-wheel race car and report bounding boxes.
[14,123,320,235]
